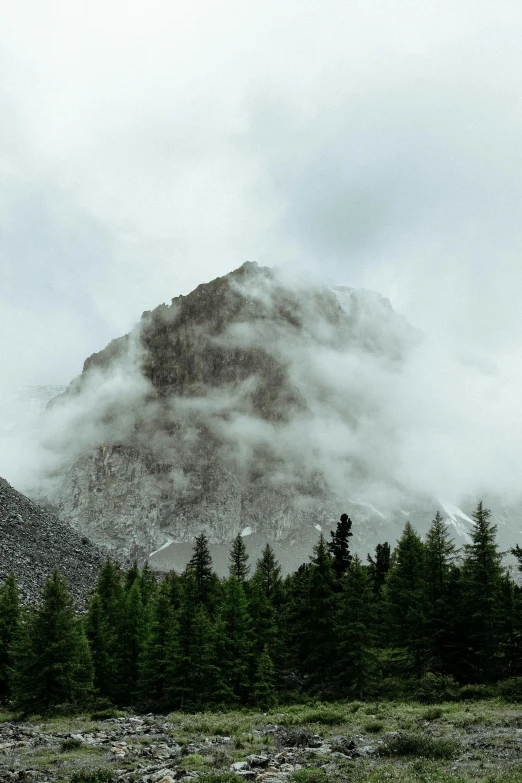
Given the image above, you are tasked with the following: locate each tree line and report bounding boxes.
[2,501,522,715]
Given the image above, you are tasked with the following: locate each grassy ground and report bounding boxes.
[2,700,522,782]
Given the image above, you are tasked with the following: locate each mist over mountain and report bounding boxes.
[3,262,522,569]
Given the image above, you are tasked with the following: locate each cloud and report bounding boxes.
[2,0,522,529]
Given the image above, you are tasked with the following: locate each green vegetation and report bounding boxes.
[2,502,522,718]
[382,732,461,759]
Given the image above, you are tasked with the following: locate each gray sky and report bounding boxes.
[2,0,522,385]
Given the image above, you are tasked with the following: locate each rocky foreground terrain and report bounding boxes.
[2,701,522,783]
[0,477,105,606]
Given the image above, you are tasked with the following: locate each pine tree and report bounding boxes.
[255,544,282,601]
[11,570,93,714]
[385,522,427,677]
[229,534,250,582]
[336,555,376,699]
[118,580,148,705]
[88,559,125,704]
[367,542,391,594]
[85,593,113,699]
[329,513,353,577]
[253,645,276,708]
[298,535,338,685]
[459,501,504,682]
[137,577,176,710]
[187,533,219,610]
[217,576,252,703]
[423,511,458,673]
[249,571,279,660]
[0,574,20,701]
[167,570,227,709]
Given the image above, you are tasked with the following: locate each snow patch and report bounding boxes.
[314,523,322,531]
[439,500,473,542]
[400,510,410,517]
[348,498,387,520]
[240,526,253,537]
[149,538,173,557]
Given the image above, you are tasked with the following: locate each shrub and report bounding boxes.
[373,676,409,700]
[298,707,346,725]
[422,707,444,721]
[364,720,384,733]
[383,732,460,759]
[292,769,329,783]
[60,737,83,752]
[497,678,522,702]
[413,673,457,704]
[458,684,495,701]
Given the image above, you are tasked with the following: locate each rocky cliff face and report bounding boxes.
[0,477,105,605]
[40,262,425,563]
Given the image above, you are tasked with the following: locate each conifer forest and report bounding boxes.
[2,502,522,717]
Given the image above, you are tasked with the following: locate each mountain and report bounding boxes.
[30,262,482,570]
[0,477,105,605]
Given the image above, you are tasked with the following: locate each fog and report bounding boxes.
[1,1,522,517]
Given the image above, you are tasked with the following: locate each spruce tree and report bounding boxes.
[255,544,282,601]
[385,522,427,677]
[85,593,113,699]
[88,559,125,704]
[336,555,376,699]
[187,533,218,609]
[367,542,391,593]
[137,577,176,710]
[11,570,93,714]
[167,570,226,709]
[459,501,504,682]
[217,576,252,703]
[249,571,279,660]
[0,574,20,701]
[229,534,250,582]
[329,513,353,577]
[423,511,458,673]
[253,645,276,708]
[118,580,148,705]
[298,535,338,685]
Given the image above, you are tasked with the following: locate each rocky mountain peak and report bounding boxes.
[38,264,420,566]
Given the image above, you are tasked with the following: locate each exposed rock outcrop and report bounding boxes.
[38,262,420,563]
[0,477,105,605]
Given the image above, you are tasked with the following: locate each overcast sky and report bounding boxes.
[2,0,522,385]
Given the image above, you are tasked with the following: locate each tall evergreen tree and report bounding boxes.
[329,513,353,577]
[88,559,125,704]
[253,645,276,708]
[367,542,391,594]
[386,522,427,677]
[0,574,20,701]
[229,534,250,582]
[11,570,93,714]
[187,533,219,610]
[298,535,338,685]
[423,511,458,673]
[336,555,376,699]
[217,576,252,703]
[85,593,113,699]
[255,544,282,601]
[459,501,504,682]
[167,570,225,709]
[137,577,176,710]
[118,580,148,705]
